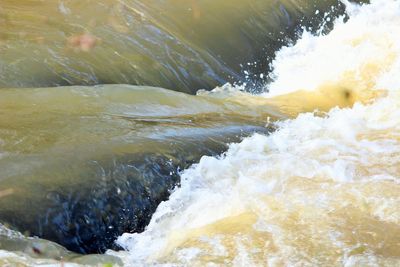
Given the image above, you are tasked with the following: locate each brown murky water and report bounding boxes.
[2,0,399,266]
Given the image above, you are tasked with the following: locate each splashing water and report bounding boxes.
[112,0,400,266]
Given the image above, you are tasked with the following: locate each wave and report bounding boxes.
[112,1,400,266]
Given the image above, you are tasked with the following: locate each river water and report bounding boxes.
[0,0,343,92]
[1,0,399,266]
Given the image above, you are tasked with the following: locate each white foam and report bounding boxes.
[113,0,400,265]
[264,0,400,97]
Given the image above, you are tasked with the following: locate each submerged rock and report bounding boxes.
[0,224,123,265]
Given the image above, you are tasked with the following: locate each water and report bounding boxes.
[111,0,400,266]
[0,0,344,92]
[0,85,279,254]
[1,0,399,266]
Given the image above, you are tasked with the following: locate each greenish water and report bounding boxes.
[0,0,380,266]
[0,0,344,92]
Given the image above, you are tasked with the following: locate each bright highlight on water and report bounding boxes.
[0,0,399,266]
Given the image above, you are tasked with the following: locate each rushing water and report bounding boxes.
[0,84,284,255]
[111,0,400,266]
[1,0,400,266]
[0,0,345,92]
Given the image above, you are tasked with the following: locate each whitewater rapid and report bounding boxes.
[111,0,400,266]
